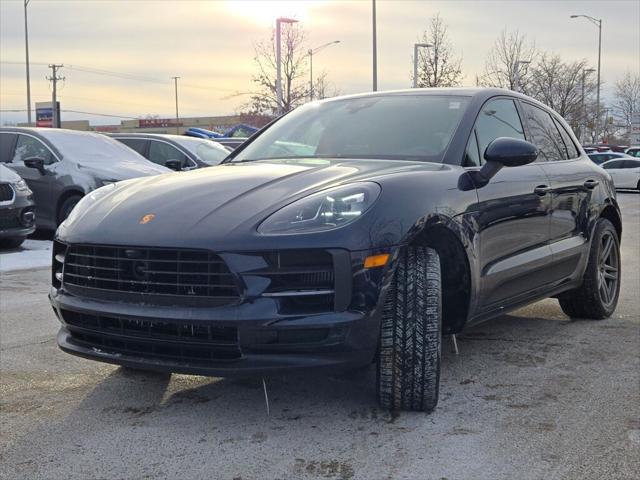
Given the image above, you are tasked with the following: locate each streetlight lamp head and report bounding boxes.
[277,17,298,24]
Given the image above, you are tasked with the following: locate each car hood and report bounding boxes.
[74,159,170,180]
[60,158,446,248]
[0,164,23,183]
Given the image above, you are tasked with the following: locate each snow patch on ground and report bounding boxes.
[0,240,52,273]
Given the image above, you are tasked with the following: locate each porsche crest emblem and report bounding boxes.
[139,214,155,225]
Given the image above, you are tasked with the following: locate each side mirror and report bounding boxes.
[24,157,46,174]
[164,159,182,171]
[476,138,538,185]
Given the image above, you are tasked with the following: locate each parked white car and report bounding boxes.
[601,158,640,190]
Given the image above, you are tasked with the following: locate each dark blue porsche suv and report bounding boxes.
[50,88,621,412]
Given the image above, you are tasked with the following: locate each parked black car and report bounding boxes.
[110,133,231,170]
[51,88,622,412]
[0,128,170,229]
[0,164,35,248]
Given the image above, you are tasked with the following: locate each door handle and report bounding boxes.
[534,185,552,196]
[584,179,599,189]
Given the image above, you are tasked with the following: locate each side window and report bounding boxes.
[552,117,580,159]
[623,160,640,169]
[13,135,54,165]
[118,138,148,156]
[148,141,187,167]
[0,133,17,163]
[521,103,568,162]
[463,131,480,167]
[474,98,526,163]
[602,160,623,169]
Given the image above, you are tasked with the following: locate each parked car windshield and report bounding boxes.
[37,130,151,164]
[233,94,470,163]
[172,137,230,165]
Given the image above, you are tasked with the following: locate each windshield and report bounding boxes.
[172,137,230,165]
[234,94,470,163]
[38,130,150,164]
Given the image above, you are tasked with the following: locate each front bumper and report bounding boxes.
[50,246,393,377]
[0,201,36,239]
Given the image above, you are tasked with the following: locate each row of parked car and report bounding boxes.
[1,123,638,250]
[587,147,640,191]
[0,127,248,248]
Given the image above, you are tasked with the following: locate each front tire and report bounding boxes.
[0,237,25,249]
[377,246,442,412]
[558,218,621,319]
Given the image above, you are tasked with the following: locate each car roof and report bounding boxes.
[109,133,192,141]
[314,87,552,110]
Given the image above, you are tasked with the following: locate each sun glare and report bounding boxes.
[224,1,315,26]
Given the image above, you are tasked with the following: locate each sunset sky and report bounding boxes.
[1,0,638,125]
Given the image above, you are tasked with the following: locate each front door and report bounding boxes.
[8,133,58,227]
[466,97,553,313]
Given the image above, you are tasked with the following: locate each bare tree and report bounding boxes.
[246,24,309,115]
[479,29,536,91]
[613,71,640,132]
[313,72,340,100]
[412,13,463,87]
[528,54,596,135]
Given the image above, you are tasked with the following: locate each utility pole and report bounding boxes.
[570,15,603,142]
[24,0,32,125]
[172,76,180,134]
[308,40,340,101]
[47,64,64,128]
[581,68,596,143]
[275,17,298,115]
[372,0,377,91]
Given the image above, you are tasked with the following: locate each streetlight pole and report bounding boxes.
[24,0,32,125]
[581,68,596,143]
[172,76,180,134]
[514,60,530,93]
[276,17,298,115]
[308,40,340,101]
[413,43,432,88]
[372,0,377,91]
[571,14,602,142]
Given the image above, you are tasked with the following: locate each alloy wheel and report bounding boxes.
[597,231,619,307]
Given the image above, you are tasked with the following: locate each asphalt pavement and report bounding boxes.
[1,193,638,480]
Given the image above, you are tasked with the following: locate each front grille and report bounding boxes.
[0,183,14,202]
[61,309,241,362]
[61,244,239,306]
[0,210,20,229]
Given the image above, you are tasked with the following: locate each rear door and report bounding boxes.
[520,103,596,283]
[467,97,553,312]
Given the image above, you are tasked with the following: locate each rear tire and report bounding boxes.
[377,246,442,412]
[558,218,621,319]
[0,237,25,249]
[57,194,82,225]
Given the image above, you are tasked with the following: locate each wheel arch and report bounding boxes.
[56,188,85,223]
[600,203,622,241]
[409,220,473,335]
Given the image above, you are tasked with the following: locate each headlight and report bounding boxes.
[258,182,381,234]
[13,179,31,193]
[59,183,117,229]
